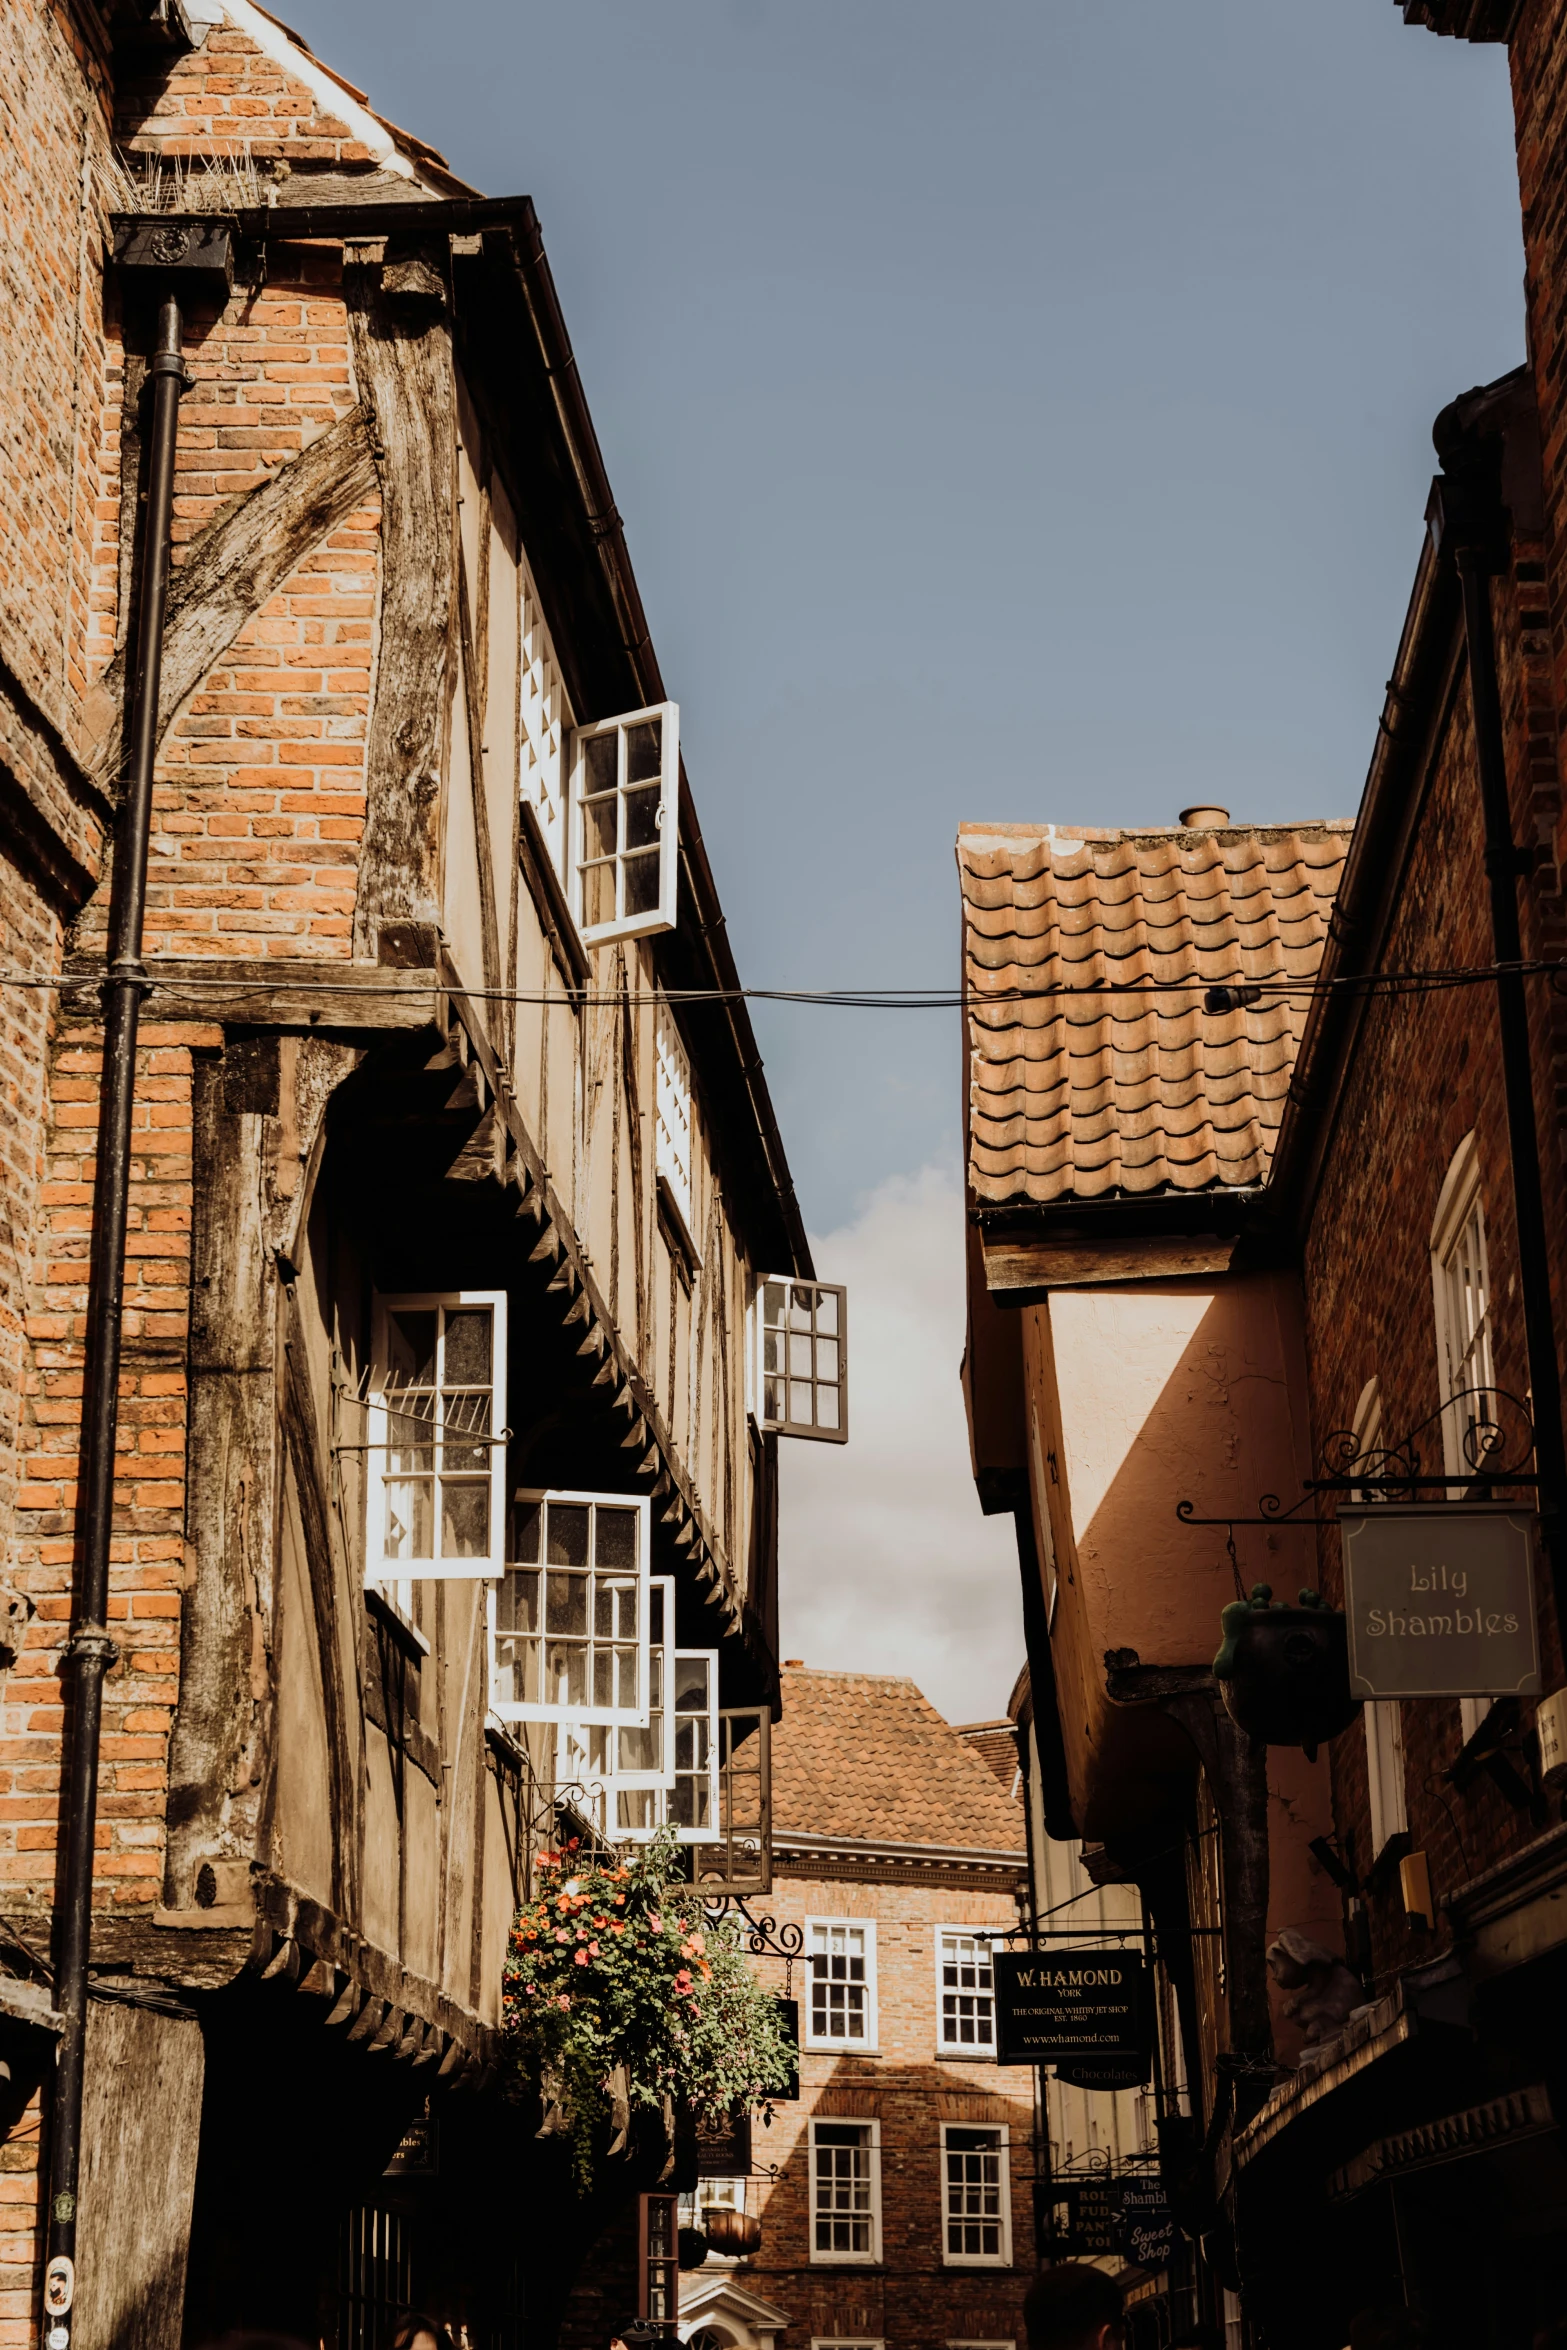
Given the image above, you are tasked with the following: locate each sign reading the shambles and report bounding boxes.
[1117,2179,1175,2269]
[992,1949,1148,2067]
[1340,1506,1540,1700]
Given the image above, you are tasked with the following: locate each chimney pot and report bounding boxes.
[1179,804,1232,830]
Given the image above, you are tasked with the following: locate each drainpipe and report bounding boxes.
[43,288,187,2350]
[1429,417,1567,1648]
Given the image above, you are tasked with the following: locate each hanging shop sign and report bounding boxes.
[993,1949,1149,2068]
[1339,1506,1540,1700]
[1054,2053,1151,2091]
[1117,2178,1175,2270]
[1073,2174,1123,2257]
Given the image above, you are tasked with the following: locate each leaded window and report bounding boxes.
[755,1276,848,1444]
[489,1490,650,1725]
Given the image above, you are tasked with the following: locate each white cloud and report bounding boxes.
[777,1165,1024,1727]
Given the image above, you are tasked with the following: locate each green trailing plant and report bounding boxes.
[502,1828,793,2187]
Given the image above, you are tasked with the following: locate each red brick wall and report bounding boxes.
[1304,553,1567,1990]
[736,1872,1035,2350]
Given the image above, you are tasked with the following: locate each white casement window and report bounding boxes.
[567,702,679,945]
[613,1649,721,1846]
[935,1928,996,2055]
[941,2124,1012,2266]
[654,995,698,1258]
[754,1277,848,1443]
[366,1293,507,1582]
[519,558,572,875]
[1431,1139,1499,1743]
[806,1919,877,2048]
[488,1490,650,1725]
[810,2119,880,2264]
[1350,1377,1411,1856]
[1430,1134,1497,1482]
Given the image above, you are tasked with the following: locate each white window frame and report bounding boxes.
[809,2117,881,2265]
[753,1275,848,1444]
[934,1926,997,2058]
[365,1290,508,1584]
[654,994,699,1260]
[1350,1377,1410,1860]
[567,700,679,945]
[805,1917,878,2051]
[940,2122,1012,2268]
[1430,1138,1499,1744]
[487,1488,651,1726]
[612,1645,721,1845]
[518,548,573,877]
[1430,1133,1497,1485]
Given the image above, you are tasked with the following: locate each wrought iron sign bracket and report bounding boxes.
[1175,1385,1540,1530]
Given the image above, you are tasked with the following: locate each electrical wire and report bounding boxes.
[2,956,1565,1012]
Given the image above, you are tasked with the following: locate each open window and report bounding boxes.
[694,1707,772,1896]
[366,1292,508,1582]
[568,702,679,945]
[754,1277,848,1443]
[611,1645,721,1845]
[655,994,700,1271]
[488,1490,651,1725]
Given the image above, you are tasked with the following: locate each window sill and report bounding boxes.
[804,2043,880,2059]
[808,2255,882,2269]
[941,2260,1014,2273]
[933,2047,997,2064]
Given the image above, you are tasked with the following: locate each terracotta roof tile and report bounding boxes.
[955,1721,1021,1797]
[959,819,1353,1207]
[773,1670,1026,1855]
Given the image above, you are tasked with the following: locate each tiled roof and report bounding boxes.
[959,819,1352,1207]
[773,1670,1026,1855]
[955,1721,1021,1797]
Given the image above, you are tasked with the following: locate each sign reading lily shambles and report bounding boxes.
[992,1949,1149,2069]
[1339,1506,1540,1700]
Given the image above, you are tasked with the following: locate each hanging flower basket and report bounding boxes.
[502,1828,794,2188]
[1212,1583,1361,1757]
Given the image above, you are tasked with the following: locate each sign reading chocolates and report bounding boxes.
[993,1949,1149,2068]
[1339,1506,1540,1700]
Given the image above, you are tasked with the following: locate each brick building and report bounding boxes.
[674,1670,1033,2350]
[958,10,1567,2345]
[0,5,832,2348]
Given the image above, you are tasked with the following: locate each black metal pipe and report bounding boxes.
[1452,537,1567,1637]
[43,290,185,2347]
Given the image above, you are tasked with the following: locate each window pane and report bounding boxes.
[497,1568,539,1635]
[789,1333,813,1378]
[816,1385,840,1431]
[624,850,661,916]
[763,1280,785,1326]
[583,857,616,929]
[387,1309,437,1387]
[790,1379,812,1423]
[595,1506,638,1569]
[514,1499,543,1562]
[790,1287,815,1331]
[625,785,661,850]
[815,1288,838,1337]
[547,1505,590,1567]
[816,1337,839,1383]
[584,733,618,794]
[674,1654,711,1710]
[442,1307,491,1385]
[546,1569,588,1634]
[441,1479,490,1559]
[385,1479,433,1560]
[387,1405,433,1475]
[626,718,661,780]
[592,1646,613,1709]
[443,1390,491,1472]
[545,1638,587,1707]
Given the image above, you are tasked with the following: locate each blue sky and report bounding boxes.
[293,0,1527,1713]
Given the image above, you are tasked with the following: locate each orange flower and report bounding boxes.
[674,1969,693,1992]
[574,1949,590,1968]
[588,1941,600,1957]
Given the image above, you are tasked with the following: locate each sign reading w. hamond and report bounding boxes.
[992,1949,1149,2067]
[1339,1505,1540,1701]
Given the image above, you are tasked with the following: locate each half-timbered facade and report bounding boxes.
[0,5,839,2345]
